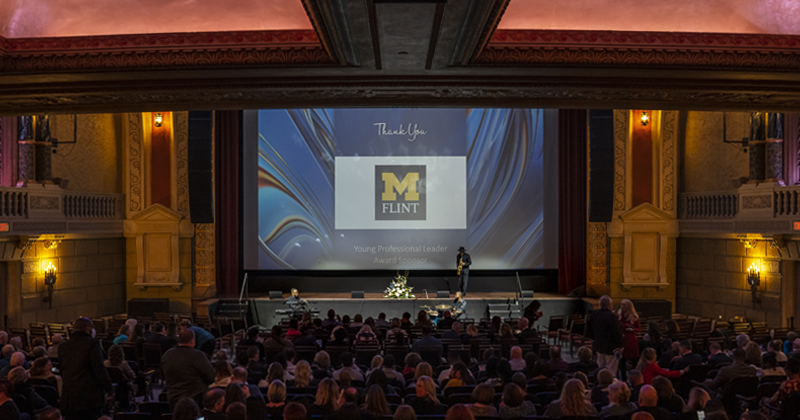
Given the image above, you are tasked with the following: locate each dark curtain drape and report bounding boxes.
[557,109,588,295]
[215,110,241,296]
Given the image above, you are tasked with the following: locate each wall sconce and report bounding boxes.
[640,111,650,127]
[43,262,56,309]
[747,261,760,309]
[154,113,163,127]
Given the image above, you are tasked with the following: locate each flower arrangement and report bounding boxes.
[384,270,414,299]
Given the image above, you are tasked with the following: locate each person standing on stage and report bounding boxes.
[585,295,624,376]
[456,247,472,296]
[452,291,467,319]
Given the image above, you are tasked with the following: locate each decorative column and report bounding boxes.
[16,115,53,186]
[765,113,784,185]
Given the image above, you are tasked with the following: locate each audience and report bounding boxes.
[670,340,703,370]
[407,376,446,414]
[202,388,227,420]
[411,326,442,353]
[172,397,202,420]
[162,329,215,408]
[652,375,685,413]
[363,384,392,417]
[59,317,113,420]
[600,381,637,417]
[678,387,710,420]
[467,383,498,417]
[707,343,732,368]
[638,347,687,384]
[394,404,417,420]
[546,345,569,374]
[624,385,674,420]
[334,352,365,381]
[707,349,756,394]
[543,378,597,418]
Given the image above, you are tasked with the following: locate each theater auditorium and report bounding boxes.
[0,1,799,420]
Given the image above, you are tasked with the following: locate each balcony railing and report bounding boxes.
[0,186,124,220]
[681,191,739,219]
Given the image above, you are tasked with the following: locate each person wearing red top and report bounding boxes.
[285,318,302,339]
[618,299,641,380]
[636,348,687,384]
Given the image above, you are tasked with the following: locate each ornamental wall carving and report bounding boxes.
[173,112,190,217]
[742,195,772,209]
[613,110,628,212]
[126,113,143,215]
[661,111,678,214]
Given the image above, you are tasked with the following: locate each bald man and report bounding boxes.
[0,352,25,377]
[622,385,673,420]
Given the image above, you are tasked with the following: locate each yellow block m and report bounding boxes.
[382,172,419,201]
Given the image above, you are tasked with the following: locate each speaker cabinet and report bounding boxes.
[436,290,450,298]
[269,290,283,299]
[188,111,215,223]
[588,110,614,222]
[351,291,365,299]
[127,298,169,319]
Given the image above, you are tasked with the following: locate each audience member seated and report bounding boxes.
[230,367,264,402]
[745,342,763,366]
[571,346,598,374]
[543,378,597,418]
[264,380,286,417]
[764,357,800,410]
[527,359,551,382]
[173,397,202,420]
[437,351,462,384]
[441,322,463,341]
[334,352,365,382]
[9,367,49,417]
[652,375,685,413]
[363,384,392,417]
[707,349,756,395]
[400,313,413,329]
[0,378,20,420]
[788,339,800,360]
[293,327,320,349]
[226,401,246,420]
[439,312,456,331]
[282,402,307,420]
[757,352,786,378]
[366,368,397,396]
[246,346,269,384]
[386,319,409,346]
[179,320,216,356]
[273,353,295,381]
[671,340,704,370]
[46,335,63,359]
[381,354,405,387]
[444,362,474,388]
[285,319,302,340]
[105,344,135,382]
[482,358,513,386]
[239,327,265,357]
[415,311,433,329]
[516,317,538,344]
[146,322,177,354]
[293,360,317,388]
[127,323,146,354]
[676,387,710,420]
[375,313,390,329]
[629,369,645,402]
[0,345,14,371]
[311,378,340,416]
[623,385,673,420]
[412,326,442,354]
[162,329,215,408]
[356,324,379,346]
[403,353,422,376]
[263,326,294,354]
[28,357,60,390]
[113,324,130,345]
[768,339,788,362]
[224,382,250,412]
[638,347,686,384]
[546,345,569,375]
[659,342,680,368]
[313,351,333,380]
[0,352,25,377]
[600,381,637,417]
[707,343,732,369]
[407,376,446,415]
[467,383,498,417]
[508,346,525,372]
[590,368,614,405]
[203,388,227,420]
[465,325,481,342]
[211,361,233,388]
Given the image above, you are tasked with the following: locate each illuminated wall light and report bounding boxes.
[640,111,650,127]
[747,261,761,309]
[42,261,57,309]
[154,113,164,127]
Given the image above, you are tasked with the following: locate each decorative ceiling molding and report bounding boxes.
[451,0,511,66]
[0,30,334,73]
[300,0,355,66]
[476,29,800,71]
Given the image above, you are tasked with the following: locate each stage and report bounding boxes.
[247,292,590,328]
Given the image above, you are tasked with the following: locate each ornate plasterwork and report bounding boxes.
[661,111,678,213]
[127,113,143,214]
[613,110,628,211]
[742,195,772,209]
[29,196,58,210]
[478,30,800,71]
[194,223,216,286]
[587,222,608,288]
[173,112,189,216]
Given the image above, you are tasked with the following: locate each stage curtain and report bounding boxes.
[557,109,587,295]
[215,110,241,296]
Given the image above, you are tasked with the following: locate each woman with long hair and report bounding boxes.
[293,360,315,388]
[543,378,598,418]
[367,355,384,377]
[210,361,233,388]
[28,357,59,390]
[652,375,686,413]
[414,362,434,382]
[444,362,475,388]
[105,344,135,381]
[403,352,422,376]
[366,368,396,395]
[312,378,340,415]
[112,324,130,345]
[499,383,537,418]
[416,311,432,328]
[362,384,392,417]
[677,387,710,420]
[745,341,763,366]
[637,347,686,384]
[446,404,476,420]
[264,380,286,416]
[393,405,416,420]
[265,362,286,384]
[467,383,498,417]
[224,382,249,411]
[618,299,640,380]
[408,376,446,414]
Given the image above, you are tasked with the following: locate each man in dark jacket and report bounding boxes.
[144,323,176,354]
[162,329,215,408]
[59,317,113,420]
[585,295,624,376]
[670,339,703,370]
[706,342,732,368]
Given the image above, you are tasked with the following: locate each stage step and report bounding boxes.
[487,300,522,319]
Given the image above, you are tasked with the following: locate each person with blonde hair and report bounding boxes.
[600,381,636,417]
[408,376,446,414]
[543,378,598,418]
[292,360,315,388]
[393,405,417,420]
[414,362,434,382]
[618,299,640,380]
[637,347,686,384]
[265,380,286,416]
[682,387,710,420]
[500,383,537,418]
[8,367,49,416]
[210,361,233,388]
[467,383,498,417]
[447,404,476,420]
[367,355,383,376]
[312,350,332,379]
[311,378,339,415]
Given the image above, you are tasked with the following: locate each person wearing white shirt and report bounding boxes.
[509,346,526,371]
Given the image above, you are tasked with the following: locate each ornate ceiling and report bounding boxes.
[0,0,799,114]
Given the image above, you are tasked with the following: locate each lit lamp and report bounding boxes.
[640,111,650,127]
[747,261,760,309]
[154,113,163,127]
[43,262,56,309]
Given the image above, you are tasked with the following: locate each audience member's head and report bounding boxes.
[363,384,391,417]
[0,332,6,345]
[577,346,593,364]
[745,341,762,365]
[415,376,439,403]
[173,398,202,420]
[679,340,692,354]
[793,338,800,351]
[709,342,722,354]
[9,351,25,367]
[224,383,248,409]
[732,348,747,364]
[73,317,94,334]
[511,372,527,390]
[736,333,750,349]
[597,368,614,387]
[204,388,226,413]
[788,358,800,378]
[267,379,286,404]
[1,345,13,358]
[599,295,613,309]
[608,381,631,405]
[226,402,247,420]
[50,334,63,346]
[267,362,286,383]
[382,354,396,370]
[652,376,676,399]
[294,360,313,388]
[415,362,433,381]
[550,345,563,361]
[558,378,587,416]
[178,329,195,347]
[472,383,495,406]
[518,317,529,330]
[0,378,11,401]
[231,367,248,383]
[632,413,656,420]
[628,369,644,386]
[284,402,308,420]
[8,366,29,385]
[315,378,340,411]
[510,346,523,360]
[314,350,331,369]
[393,405,417,420]
[761,352,778,371]
[446,404,475,420]
[638,385,658,407]
[685,387,710,412]
[39,408,62,420]
[502,383,527,409]
[404,352,421,368]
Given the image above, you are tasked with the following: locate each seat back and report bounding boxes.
[547,316,564,332]
[142,343,163,370]
[33,385,60,408]
[138,402,171,418]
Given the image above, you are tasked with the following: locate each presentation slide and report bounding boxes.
[252,108,546,270]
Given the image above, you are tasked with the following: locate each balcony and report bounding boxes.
[679,184,800,234]
[0,185,124,236]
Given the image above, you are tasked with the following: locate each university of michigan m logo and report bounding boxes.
[375,165,426,220]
